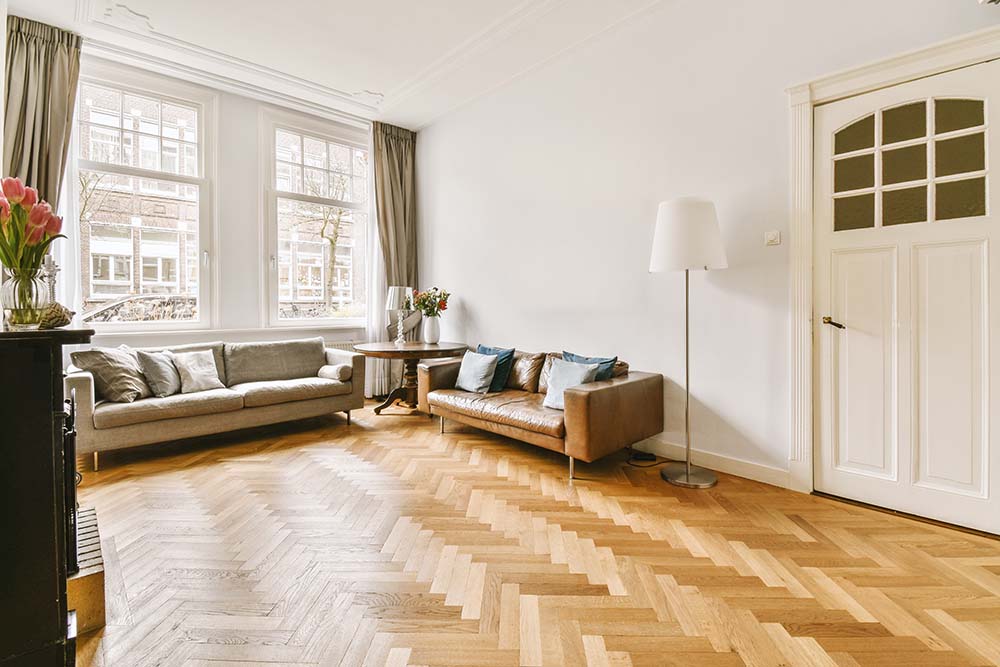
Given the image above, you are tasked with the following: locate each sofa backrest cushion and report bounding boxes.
[507,350,545,393]
[144,341,227,385]
[225,337,327,385]
[538,352,629,393]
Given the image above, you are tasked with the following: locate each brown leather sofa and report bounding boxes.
[418,351,663,479]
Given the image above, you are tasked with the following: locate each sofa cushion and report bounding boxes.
[428,389,565,438]
[539,353,629,393]
[93,388,243,429]
[318,363,352,381]
[507,351,545,393]
[231,377,352,408]
[225,338,327,385]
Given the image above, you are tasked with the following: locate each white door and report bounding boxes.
[814,59,1000,534]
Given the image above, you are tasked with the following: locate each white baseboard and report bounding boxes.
[634,437,793,490]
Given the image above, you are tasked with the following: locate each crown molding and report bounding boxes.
[75,0,380,121]
[379,0,565,113]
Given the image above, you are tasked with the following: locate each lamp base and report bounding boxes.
[660,463,717,489]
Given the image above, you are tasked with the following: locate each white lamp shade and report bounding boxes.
[385,285,413,311]
[648,198,728,272]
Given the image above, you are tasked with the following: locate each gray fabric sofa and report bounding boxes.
[65,338,365,469]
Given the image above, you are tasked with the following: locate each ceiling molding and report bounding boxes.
[76,0,381,118]
[379,0,565,113]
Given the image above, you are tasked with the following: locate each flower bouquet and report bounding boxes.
[0,177,65,330]
[410,287,450,344]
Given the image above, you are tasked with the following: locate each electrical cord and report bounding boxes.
[625,447,670,468]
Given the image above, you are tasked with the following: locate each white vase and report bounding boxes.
[422,315,441,344]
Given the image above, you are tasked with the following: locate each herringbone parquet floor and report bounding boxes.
[75,404,1000,667]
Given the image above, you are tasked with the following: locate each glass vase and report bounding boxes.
[1,268,50,331]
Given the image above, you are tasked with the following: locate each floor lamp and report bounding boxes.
[649,198,728,489]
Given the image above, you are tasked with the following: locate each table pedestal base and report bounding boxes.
[373,358,420,415]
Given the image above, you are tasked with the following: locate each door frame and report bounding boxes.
[786,24,1000,493]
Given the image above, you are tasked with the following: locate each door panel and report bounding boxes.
[831,247,897,480]
[913,240,987,497]
[814,58,1000,534]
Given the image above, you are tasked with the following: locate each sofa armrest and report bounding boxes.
[417,359,461,413]
[65,370,98,453]
[325,348,365,408]
[563,371,664,463]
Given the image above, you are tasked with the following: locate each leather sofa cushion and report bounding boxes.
[232,377,351,408]
[225,338,326,385]
[507,351,545,393]
[93,388,243,429]
[428,389,565,438]
[539,353,629,393]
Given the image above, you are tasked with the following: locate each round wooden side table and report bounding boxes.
[353,341,466,414]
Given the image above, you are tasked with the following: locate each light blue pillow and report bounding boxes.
[563,351,617,381]
[542,357,600,410]
[455,350,499,394]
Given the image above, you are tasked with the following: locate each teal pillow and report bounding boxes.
[477,344,515,392]
[563,351,617,381]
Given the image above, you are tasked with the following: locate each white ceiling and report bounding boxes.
[14,0,661,128]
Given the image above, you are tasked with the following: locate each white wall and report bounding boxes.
[416,1,1000,478]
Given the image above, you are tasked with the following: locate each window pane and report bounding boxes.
[935,132,985,177]
[833,154,874,193]
[353,148,368,175]
[303,167,327,197]
[329,143,351,171]
[80,125,121,164]
[329,172,350,201]
[276,162,303,193]
[276,197,367,320]
[936,177,986,221]
[834,114,874,155]
[79,84,121,127]
[79,169,199,323]
[881,102,925,145]
[123,94,160,134]
[882,144,926,185]
[276,130,302,164]
[935,99,984,134]
[303,136,327,169]
[162,103,198,143]
[834,194,874,231]
[883,186,927,226]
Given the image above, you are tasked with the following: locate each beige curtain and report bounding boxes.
[4,16,81,209]
[373,122,418,288]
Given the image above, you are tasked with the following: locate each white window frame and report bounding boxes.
[74,59,218,332]
[260,108,371,329]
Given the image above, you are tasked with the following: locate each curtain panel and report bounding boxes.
[4,15,82,209]
[370,121,418,396]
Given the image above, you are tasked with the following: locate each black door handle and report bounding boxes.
[822,316,845,329]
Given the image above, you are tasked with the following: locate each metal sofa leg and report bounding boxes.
[345,410,351,425]
[440,416,445,434]
[568,456,574,485]
[93,452,99,472]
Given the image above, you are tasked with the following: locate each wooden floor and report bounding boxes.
[75,404,1000,667]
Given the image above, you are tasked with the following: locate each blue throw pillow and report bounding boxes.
[563,351,617,381]
[477,344,515,392]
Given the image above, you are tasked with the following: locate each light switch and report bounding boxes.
[764,230,781,246]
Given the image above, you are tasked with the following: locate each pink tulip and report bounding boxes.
[28,200,52,228]
[25,221,46,246]
[1,177,25,204]
[45,214,63,236]
[21,187,37,208]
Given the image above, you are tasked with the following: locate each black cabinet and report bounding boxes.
[0,329,92,666]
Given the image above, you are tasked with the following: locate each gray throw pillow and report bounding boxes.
[172,350,226,393]
[137,350,181,398]
[70,345,151,403]
[455,350,499,394]
[542,357,600,410]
